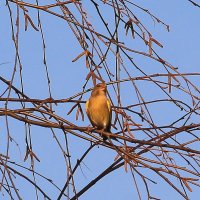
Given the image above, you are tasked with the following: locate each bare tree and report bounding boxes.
[0,0,200,199]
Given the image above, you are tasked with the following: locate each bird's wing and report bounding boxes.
[107,99,111,113]
[85,100,89,115]
[85,99,95,127]
[107,99,112,131]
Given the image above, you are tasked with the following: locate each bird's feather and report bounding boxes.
[85,83,112,140]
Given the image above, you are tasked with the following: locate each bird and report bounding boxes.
[85,83,112,140]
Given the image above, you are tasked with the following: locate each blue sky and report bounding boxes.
[0,1,200,199]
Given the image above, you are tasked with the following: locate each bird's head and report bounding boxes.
[92,83,107,96]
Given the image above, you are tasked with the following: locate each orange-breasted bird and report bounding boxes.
[85,83,112,140]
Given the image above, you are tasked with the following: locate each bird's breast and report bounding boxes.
[88,95,110,129]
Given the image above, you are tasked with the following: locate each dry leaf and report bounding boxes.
[183,179,192,192]
[151,37,163,48]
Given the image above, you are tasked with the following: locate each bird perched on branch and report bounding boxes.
[85,83,112,140]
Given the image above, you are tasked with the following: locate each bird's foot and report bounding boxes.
[99,129,108,141]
